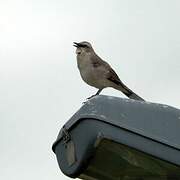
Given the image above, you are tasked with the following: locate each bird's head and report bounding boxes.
[73,41,94,55]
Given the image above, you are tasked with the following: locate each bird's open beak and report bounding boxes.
[73,42,80,47]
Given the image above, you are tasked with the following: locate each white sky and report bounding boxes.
[0,0,180,179]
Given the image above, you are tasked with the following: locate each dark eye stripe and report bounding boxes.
[80,44,89,48]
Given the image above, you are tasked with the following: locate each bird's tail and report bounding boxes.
[115,84,145,101]
[124,89,145,101]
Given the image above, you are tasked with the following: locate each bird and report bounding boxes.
[73,41,145,101]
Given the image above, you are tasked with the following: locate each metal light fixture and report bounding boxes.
[52,95,180,180]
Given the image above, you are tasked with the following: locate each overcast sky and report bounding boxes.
[1,0,180,179]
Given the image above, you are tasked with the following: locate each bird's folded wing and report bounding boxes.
[107,68,122,85]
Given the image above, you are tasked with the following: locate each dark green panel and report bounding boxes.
[80,139,180,180]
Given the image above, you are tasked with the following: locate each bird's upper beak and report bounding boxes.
[73,42,80,47]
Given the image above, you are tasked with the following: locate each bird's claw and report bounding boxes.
[82,94,97,104]
[87,94,96,100]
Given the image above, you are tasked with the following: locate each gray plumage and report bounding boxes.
[73,41,145,101]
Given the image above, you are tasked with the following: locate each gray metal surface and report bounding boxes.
[54,95,180,150]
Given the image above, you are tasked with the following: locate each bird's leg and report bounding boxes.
[87,89,103,100]
[95,89,103,95]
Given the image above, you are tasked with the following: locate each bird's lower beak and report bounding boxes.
[73,42,79,47]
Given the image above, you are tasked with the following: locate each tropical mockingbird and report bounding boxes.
[73,41,145,101]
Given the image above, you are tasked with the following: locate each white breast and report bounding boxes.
[77,55,94,82]
[76,54,107,89]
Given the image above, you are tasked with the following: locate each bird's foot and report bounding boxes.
[87,94,97,100]
[82,94,97,104]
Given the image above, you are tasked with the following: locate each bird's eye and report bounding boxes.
[81,44,89,48]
